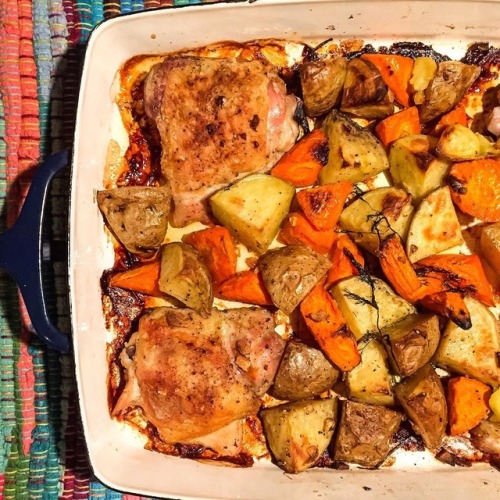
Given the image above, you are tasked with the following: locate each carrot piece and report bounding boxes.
[433,104,467,136]
[378,235,425,302]
[182,226,237,284]
[213,269,273,306]
[447,377,492,436]
[109,261,162,296]
[279,212,338,255]
[296,181,352,231]
[414,254,494,307]
[300,284,361,371]
[271,129,329,187]
[361,53,414,107]
[374,106,420,147]
[448,159,500,222]
[327,234,365,286]
[419,291,471,330]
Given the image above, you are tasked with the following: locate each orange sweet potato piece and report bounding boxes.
[414,254,494,307]
[213,269,273,306]
[182,226,237,284]
[279,212,338,255]
[447,377,492,436]
[433,104,467,136]
[327,234,365,286]
[296,181,352,231]
[300,284,361,371]
[448,159,500,222]
[271,129,329,187]
[419,291,471,330]
[361,53,414,107]
[109,260,162,296]
[378,235,425,302]
[375,106,420,147]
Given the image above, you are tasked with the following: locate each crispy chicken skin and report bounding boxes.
[114,307,285,444]
[144,56,298,227]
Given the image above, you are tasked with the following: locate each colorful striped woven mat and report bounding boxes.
[0,1,221,498]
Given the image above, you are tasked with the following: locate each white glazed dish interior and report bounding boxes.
[70,1,500,498]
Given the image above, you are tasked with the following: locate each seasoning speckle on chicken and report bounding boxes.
[144,56,299,227]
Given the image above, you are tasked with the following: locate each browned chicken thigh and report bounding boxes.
[144,56,298,226]
[114,307,285,444]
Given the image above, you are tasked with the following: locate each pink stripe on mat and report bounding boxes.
[17,342,35,457]
[62,0,82,46]
[14,0,41,457]
[0,2,22,220]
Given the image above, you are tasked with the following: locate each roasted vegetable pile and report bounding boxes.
[100,39,500,473]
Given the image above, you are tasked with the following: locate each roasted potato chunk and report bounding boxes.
[331,275,416,339]
[490,388,500,422]
[382,314,440,377]
[210,174,295,254]
[299,57,347,117]
[436,124,498,161]
[346,338,394,406]
[394,364,447,452]
[272,340,340,401]
[434,298,500,386]
[419,61,480,122]
[159,242,213,317]
[389,134,450,204]
[261,398,337,473]
[320,110,389,184]
[339,187,414,254]
[340,58,394,119]
[469,420,500,456]
[410,57,437,105]
[259,246,331,315]
[406,186,463,263]
[481,222,500,275]
[334,400,402,467]
[97,186,171,256]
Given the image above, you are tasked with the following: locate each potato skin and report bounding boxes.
[97,186,171,256]
[259,245,331,315]
[419,61,480,122]
[261,398,337,473]
[469,420,500,456]
[340,58,394,119]
[319,110,389,184]
[299,57,347,117]
[394,364,447,452]
[334,400,402,467]
[382,314,440,377]
[272,340,340,401]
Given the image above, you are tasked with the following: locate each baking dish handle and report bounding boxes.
[0,150,71,353]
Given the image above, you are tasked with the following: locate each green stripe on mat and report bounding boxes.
[4,336,29,499]
[0,90,11,476]
[27,343,62,499]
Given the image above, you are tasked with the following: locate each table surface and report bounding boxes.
[0,1,219,498]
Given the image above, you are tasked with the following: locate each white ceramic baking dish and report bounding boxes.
[9,0,500,498]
